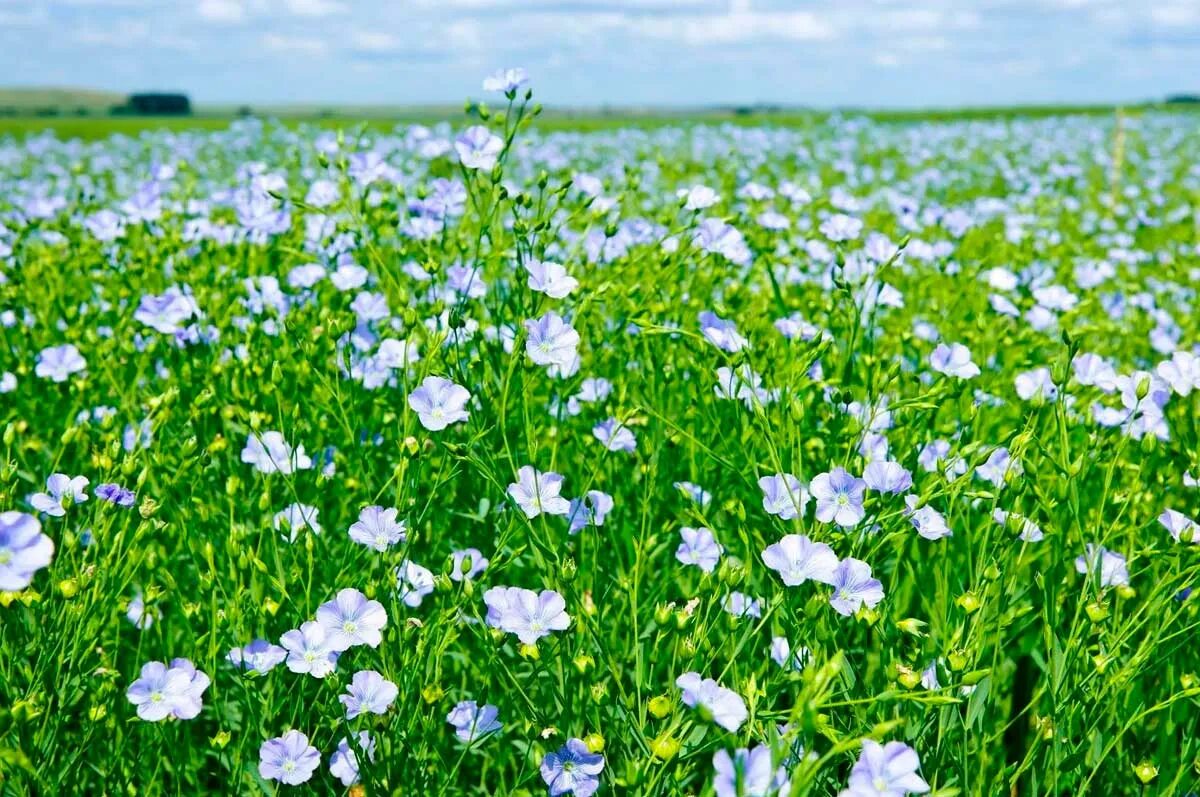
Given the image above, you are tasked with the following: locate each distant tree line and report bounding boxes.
[0,93,192,117]
[111,94,193,115]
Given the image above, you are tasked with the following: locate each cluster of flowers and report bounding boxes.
[4,63,1200,796]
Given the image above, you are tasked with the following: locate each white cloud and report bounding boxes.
[444,19,482,50]
[869,8,979,32]
[0,5,49,26]
[262,31,329,55]
[55,0,157,7]
[350,30,400,53]
[282,0,347,17]
[638,10,836,45]
[72,21,150,46]
[197,0,245,23]
[1150,3,1200,27]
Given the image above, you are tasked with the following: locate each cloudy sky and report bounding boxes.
[1,0,1198,108]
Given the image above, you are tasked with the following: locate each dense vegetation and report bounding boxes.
[1,75,1199,795]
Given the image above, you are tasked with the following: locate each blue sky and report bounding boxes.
[1,0,1198,108]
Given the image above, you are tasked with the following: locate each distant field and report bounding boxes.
[1,102,1194,140]
[0,87,126,114]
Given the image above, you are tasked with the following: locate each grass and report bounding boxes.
[2,100,1197,141]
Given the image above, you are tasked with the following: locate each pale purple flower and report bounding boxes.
[447,700,503,743]
[241,431,312,475]
[483,586,570,644]
[280,621,339,678]
[676,672,748,732]
[715,365,771,408]
[164,658,211,720]
[712,746,776,797]
[95,482,136,507]
[859,432,890,463]
[976,448,1020,488]
[134,287,200,334]
[862,461,912,494]
[1074,544,1129,587]
[820,213,863,242]
[761,534,839,586]
[0,511,54,591]
[693,218,751,265]
[350,291,389,323]
[770,637,810,671]
[482,66,529,93]
[126,661,193,722]
[675,481,712,506]
[259,730,321,786]
[524,311,580,369]
[29,473,89,517]
[348,151,390,186]
[339,670,399,719]
[592,418,636,452]
[1160,508,1199,543]
[227,639,287,674]
[992,508,1043,542]
[679,184,720,210]
[904,496,952,540]
[567,490,613,534]
[699,311,749,353]
[126,659,208,721]
[917,439,951,473]
[329,732,375,787]
[811,468,867,528]
[451,548,489,581]
[541,738,606,797]
[315,588,388,650]
[1073,353,1118,391]
[1014,367,1058,401]
[84,208,125,241]
[838,739,929,797]
[273,503,321,542]
[676,527,722,573]
[1157,351,1200,396]
[348,505,407,551]
[929,343,980,379]
[829,558,884,616]
[445,264,488,300]
[455,125,503,171]
[723,592,762,618]
[126,591,158,629]
[525,260,578,298]
[508,465,571,518]
[758,473,810,520]
[408,375,471,431]
[35,343,87,382]
[396,559,436,607]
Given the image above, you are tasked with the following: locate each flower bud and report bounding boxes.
[650,733,679,760]
[956,592,982,613]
